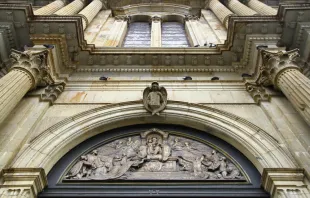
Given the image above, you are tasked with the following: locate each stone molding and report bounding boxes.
[240,34,281,69]
[262,168,310,198]
[0,168,47,198]
[30,34,71,69]
[11,101,296,174]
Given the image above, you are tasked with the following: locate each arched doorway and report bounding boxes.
[40,124,269,197]
[10,101,297,197]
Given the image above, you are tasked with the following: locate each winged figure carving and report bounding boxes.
[143,82,167,115]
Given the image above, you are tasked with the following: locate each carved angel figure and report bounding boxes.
[143,82,167,115]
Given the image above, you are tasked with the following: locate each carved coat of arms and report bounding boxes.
[143,82,167,115]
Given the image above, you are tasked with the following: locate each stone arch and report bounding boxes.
[11,101,296,174]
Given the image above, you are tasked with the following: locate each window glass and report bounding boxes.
[162,22,189,47]
[123,22,151,47]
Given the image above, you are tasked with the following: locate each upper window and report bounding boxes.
[123,22,151,47]
[162,22,190,47]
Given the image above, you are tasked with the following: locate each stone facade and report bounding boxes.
[0,0,310,197]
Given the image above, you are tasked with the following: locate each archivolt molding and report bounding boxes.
[11,101,296,174]
[113,3,192,18]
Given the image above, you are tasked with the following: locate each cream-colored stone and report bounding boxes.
[78,0,103,30]
[246,0,277,15]
[226,0,257,16]
[33,0,65,15]
[54,0,85,15]
[207,0,234,28]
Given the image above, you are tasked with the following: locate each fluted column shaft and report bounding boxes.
[34,0,66,15]
[151,16,162,47]
[78,0,103,30]
[246,0,277,15]
[0,50,52,125]
[54,0,85,15]
[208,0,234,28]
[278,69,310,125]
[257,49,310,126]
[0,69,32,124]
[226,0,257,16]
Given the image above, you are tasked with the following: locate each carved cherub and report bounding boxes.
[143,82,167,115]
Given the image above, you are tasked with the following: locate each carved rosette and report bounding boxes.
[10,49,55,89]
[256,49,300,89]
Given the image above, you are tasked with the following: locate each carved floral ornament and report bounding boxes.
[64,128,245,181]
[256,49,300,88]
[9,49,55,88]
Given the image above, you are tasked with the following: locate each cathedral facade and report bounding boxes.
[0,0,310,197]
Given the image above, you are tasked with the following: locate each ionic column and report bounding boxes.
[185,15,206,47]
[54,0,85,15]
[108,16,129,47]
[225,0,257,16]
[244,0,277,15]
[33,0,66,15]
[151,16,162,47]
[78,0,103,30]
[257,49,310,126]
[0,50,53,125]
[207,0,234,28]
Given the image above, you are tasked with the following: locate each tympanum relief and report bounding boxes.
[65,129,244,181]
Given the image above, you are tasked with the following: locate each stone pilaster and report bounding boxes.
[256,49,310,126]
[207,0,235,28]
[0,168,47,198]
[151,16,162,47]
[225,0,257,16]
[107,16,129,47]
[0,50,54,125]
[185,15,206,47]
[78,0,103,30]
[262,168,310,198]
[54,0,85,15]
[33,0,66,15]
[244,0,277,15]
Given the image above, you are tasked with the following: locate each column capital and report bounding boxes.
[115,15,129,22]
[262,168,310,198]
[10,49,54,89]
[0,168,47,198]
[256,49,300,88]
[151,16,161,22]
[185,15,199,21]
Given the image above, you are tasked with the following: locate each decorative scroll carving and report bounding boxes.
[245,82,270,103]
[41,82,66,104]
[64,129,245,181]
[143,82,167,115]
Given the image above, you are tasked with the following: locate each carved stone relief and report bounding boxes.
[143,82,167,115]
[64,129,245,181]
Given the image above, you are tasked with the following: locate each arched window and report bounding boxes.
[123,22,151,47]
[162,22,190,47]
